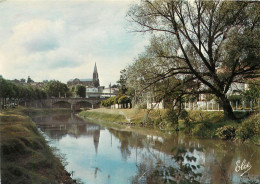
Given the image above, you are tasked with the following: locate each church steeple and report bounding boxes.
[93,62,100,87]
[94,62,98,73]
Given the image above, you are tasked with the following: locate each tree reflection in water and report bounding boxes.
[108,127,259,184]
[131,145,203,184]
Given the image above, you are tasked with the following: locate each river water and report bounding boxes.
[30,112,260,184]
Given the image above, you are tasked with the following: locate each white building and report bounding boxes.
[86,87,100,98]
[100,88,118,98]
[86,87,98,93]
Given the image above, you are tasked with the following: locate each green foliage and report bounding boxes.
[118,95,131,104]
[0,77,47,103]
[79,111,127,123]
[117,69,127,87]
[141,114,154,126]
[235,114,260,142]
[164,109,189,130]
[164,109,178,125]
[181,118,193,134]
[228,95,242,103]
[127,0,260,120]
[136,102,147,109]
[216,126,236,140]
[125,87,136,97]
[113,94,123,104]
[179,109,189,119]
[75,85,86,98]
[192,123,212,138]
[101,95,131,108]
[101,96,115,107]
[44,80,69,98]
[243,80,260,102]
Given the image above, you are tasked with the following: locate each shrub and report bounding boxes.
[137,103,147,109]
[141,114,154,126]
[183,119,193,134]
[236,114,260,142]
[164,109,178,125]
[192,123,211,138]
[216,126,236,140]
[179,110,189,120]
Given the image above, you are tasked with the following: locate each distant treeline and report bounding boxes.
[0,77,76,108]
[0,77,47,106]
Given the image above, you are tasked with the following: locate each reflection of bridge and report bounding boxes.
[32,114,102,153]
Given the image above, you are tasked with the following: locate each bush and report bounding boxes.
[236,114,260,142]
[141,114,154,126]
[164,110,178,125]
[179,110,189,120]
[183,119,193,134]
[216,126,236,140]
[192,123,211,138]
[137,103,147,109]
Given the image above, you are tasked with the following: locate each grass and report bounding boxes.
[79,110,127,123]
[78,109,174,139]
[0,107,76,184]
[79,108,167,125]
[79,108,259,145]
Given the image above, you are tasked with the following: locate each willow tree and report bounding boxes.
[127,0,260,119]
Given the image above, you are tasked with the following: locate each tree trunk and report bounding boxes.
[219,95,237,120]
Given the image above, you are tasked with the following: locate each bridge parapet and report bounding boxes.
[47,97,108,106]
[21,97,109,110]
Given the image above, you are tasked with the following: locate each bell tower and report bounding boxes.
[93,62,100,87]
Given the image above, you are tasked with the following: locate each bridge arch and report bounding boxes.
[75,101,93,109]
[52,101,71,108]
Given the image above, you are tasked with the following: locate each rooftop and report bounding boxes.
[68,78,93,82]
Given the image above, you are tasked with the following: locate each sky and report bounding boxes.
[0,0,148,87]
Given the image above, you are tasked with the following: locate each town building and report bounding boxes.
[100,88,119,98]
[86,87,99,98]
[67,63,100,88]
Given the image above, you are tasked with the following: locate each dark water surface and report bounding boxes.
[31,113,260,184]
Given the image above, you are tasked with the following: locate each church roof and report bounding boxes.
[68,78,93,82]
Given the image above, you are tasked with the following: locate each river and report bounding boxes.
[30,112,260,184]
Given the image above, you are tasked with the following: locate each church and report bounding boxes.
[67,63,100,88]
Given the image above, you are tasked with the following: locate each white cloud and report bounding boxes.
[0,0,148,86]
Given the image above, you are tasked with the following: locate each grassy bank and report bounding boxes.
[79,108,167,126]
[79,108,260,145]
[178,111,259,144]
[78,109,128,130]
[78,109,175,139]
[0,107,77,184]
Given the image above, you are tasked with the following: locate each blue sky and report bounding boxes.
[0,0,148,87]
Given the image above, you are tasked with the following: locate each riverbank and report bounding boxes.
[78,108,260,145]
[0,107,77,184]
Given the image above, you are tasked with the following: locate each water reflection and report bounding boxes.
[31,113,260,184]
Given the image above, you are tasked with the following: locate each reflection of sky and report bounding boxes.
[51,130,138,184]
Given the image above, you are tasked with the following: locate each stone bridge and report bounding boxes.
[22,97,109,111]
[49,97,108,110]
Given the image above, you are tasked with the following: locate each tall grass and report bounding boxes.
[79,111,127,123]
[0,108,76,184]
